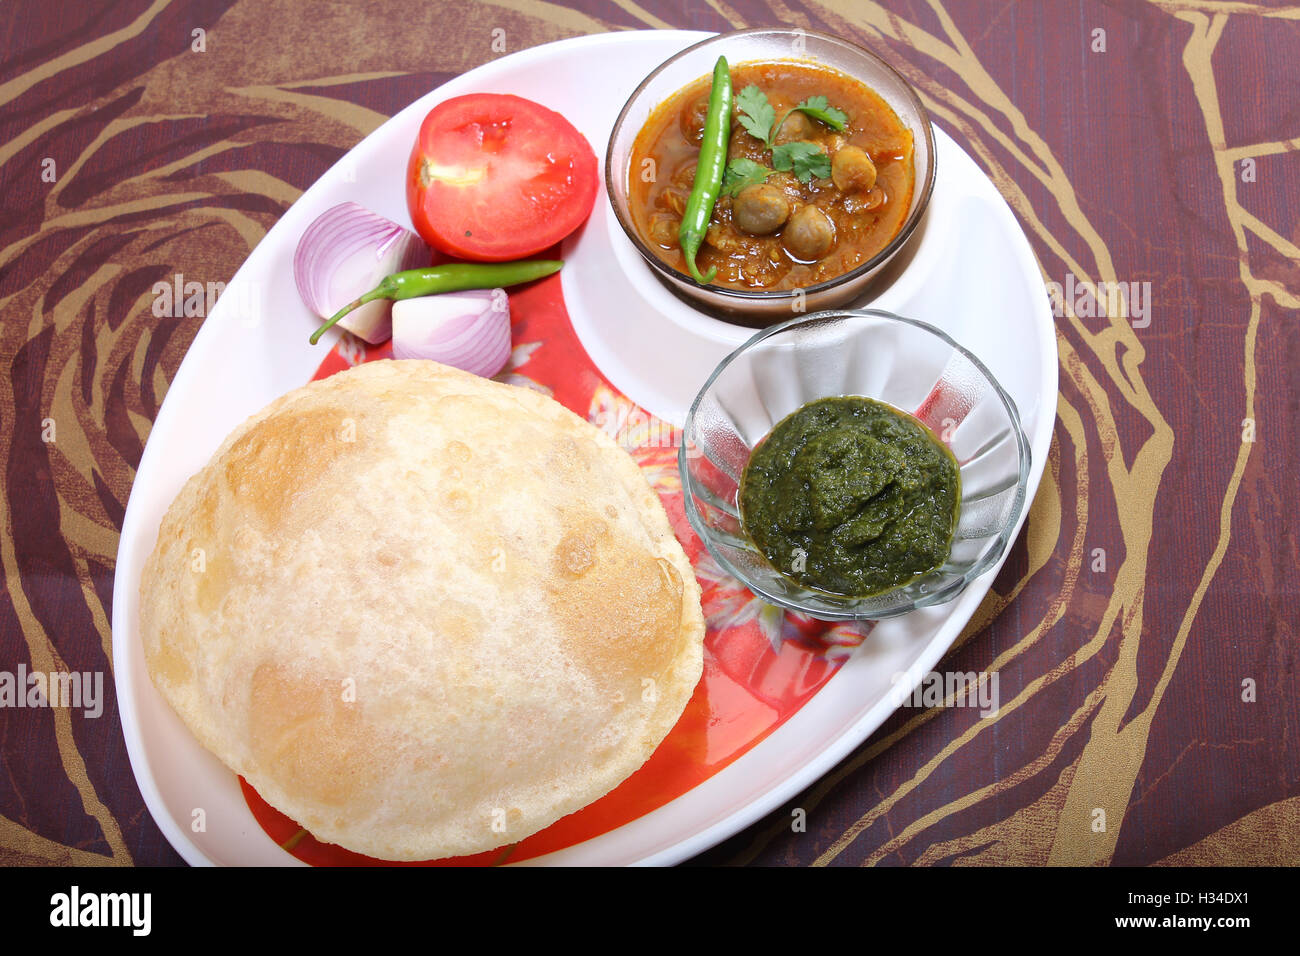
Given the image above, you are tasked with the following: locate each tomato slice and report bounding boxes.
[406,93,598,262]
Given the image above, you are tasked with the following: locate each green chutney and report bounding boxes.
[739,395,961,597]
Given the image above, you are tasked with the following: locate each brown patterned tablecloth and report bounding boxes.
[1,0,1296,867]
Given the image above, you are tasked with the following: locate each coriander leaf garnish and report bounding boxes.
[735,85,776,144]
[733,83,847,179]
[791,95,848,131]
[721,158,774,196]
[771,141,831,183]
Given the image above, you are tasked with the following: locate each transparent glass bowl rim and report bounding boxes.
[677,308,1033,620]
[604,27,939,302]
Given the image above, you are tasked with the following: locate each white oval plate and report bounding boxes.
[113,30,1056,866]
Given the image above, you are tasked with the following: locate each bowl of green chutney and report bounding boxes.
[679,308,1031,620]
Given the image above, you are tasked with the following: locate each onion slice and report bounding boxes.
[294,202,427,344]
[391,290,511,378]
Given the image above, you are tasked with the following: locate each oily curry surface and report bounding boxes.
[630,60,916,291]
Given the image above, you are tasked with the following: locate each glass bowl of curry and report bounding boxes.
[679,309,1031,620]
[607,29,937,324]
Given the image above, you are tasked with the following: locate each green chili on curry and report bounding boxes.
[739,396,960,597]
[678,55,732,285]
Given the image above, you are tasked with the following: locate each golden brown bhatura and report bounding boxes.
[139,359,705,860]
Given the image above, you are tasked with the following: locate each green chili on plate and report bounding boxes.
[308,259,563,344]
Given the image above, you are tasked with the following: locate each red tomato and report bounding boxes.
[406,93,598,261]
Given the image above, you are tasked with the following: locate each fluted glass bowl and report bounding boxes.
[680,309,1031,620]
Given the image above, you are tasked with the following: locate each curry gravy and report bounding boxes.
[629,60,916,291]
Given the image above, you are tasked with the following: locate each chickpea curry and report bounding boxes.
[629,61,916,291]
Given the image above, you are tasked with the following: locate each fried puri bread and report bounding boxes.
[139,359,704,860]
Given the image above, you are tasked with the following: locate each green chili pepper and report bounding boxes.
[678,56,732,286]
[309,259,563,344]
